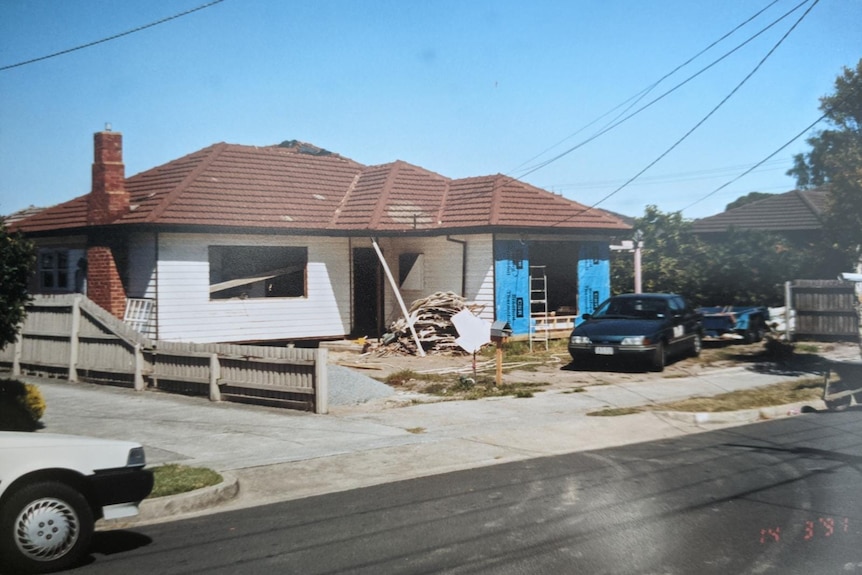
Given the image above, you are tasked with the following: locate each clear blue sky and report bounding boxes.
[1,0,859,220]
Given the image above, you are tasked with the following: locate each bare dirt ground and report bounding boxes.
[328,338,862,394]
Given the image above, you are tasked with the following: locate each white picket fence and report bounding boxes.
[0,295,328,413]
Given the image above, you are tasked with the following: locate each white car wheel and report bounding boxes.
[1,481,94,573]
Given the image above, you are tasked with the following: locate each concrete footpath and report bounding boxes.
[20,363,828,526]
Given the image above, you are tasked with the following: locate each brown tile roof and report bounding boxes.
[333,161,450,231]
[11,141,630,235]
[691,189,828,234]
[3,205,47,225]
[442,175,629,230]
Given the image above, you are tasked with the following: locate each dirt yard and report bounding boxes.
[328,338,862,396]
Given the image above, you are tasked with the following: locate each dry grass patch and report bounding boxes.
[589,407,643,417]
[651,377,824,413]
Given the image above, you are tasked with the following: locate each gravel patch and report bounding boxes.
[327,364,396,406]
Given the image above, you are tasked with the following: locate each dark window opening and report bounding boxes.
[39,250,70,291]
[398,253,424,289]
[209,246,307,300]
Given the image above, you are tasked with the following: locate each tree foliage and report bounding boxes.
[787,59,862,262]
[724,192,772,211]
[0,220,35,349]
[611,205,840,308]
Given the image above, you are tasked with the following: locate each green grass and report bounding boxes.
[148,464,223,498]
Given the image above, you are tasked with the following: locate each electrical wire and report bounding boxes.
[0,0,226,72]
[577,0,820,215]
[548,0,819,226]
[515,0,814,182]
[547,159,790,191]
[508,0,783,177]
[677,112,827,213]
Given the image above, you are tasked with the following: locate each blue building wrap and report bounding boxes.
[577,243,610,325]
[494,240,529,335]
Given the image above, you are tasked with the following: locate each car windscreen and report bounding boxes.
[593,298,669,320]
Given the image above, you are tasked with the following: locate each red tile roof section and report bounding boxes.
[442,175,630,231]
[7,196,89,233]
[11,141,630,234]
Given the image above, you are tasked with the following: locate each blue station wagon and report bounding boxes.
[568,293,703,371]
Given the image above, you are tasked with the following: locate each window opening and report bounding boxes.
[209,246,307,300]
[39,249,70,290]
[398,253,424,290]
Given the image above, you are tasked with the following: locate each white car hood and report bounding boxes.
[0,432,143,498]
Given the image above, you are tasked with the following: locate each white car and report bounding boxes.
[0,432,153,574]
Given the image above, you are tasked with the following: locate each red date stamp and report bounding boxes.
[760,517,849,544]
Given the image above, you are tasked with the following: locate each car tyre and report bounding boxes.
[743,318,765,344]
[689,333,702,357]
[0,480,94,574]
[650,341,666,372]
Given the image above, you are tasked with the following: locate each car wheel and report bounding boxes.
[826,394,852,411]
[743,318,765,344]
[690,333,702,357]
[0,480,94,574]
[650,341,666,372]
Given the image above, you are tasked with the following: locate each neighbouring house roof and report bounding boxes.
[691,189,829,234]
[11,140,630,236]
[2,205,47,225]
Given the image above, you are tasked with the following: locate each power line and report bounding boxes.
[515,0,814,182]
[508,0,783,176]
[678,112,827,213]
[579,0,820,214]
[546,159,790,190]
[0,0,226,72]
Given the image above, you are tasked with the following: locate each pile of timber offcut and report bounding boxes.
[371,291,485,356]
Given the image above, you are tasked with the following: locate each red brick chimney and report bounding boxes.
[86,129,129,319]
[87,129,129,224]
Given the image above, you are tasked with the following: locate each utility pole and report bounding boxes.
[633,230,643,294]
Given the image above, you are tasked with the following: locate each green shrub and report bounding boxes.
[0,379,45,431]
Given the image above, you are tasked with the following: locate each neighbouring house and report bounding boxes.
[691,188,828,243]
[691,187,856,280]
[9,130,631,344]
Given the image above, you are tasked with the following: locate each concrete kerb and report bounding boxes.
[653,399,827,425]
[101,471,240,529]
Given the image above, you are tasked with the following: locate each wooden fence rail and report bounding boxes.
[0,294,328,413]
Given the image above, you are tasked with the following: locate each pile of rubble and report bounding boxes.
[369,291,486,356]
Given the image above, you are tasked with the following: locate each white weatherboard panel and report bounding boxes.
[155,234,350,343]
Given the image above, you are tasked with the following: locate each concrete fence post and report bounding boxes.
[314,347,328,414]
[69,296,82,383]
[12,331,22,376]
[209,353,221,402]
[134,344,146,391]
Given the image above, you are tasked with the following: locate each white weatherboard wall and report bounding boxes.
[377,234,495,325]
[155,233,350,343]
[463,234,495,322]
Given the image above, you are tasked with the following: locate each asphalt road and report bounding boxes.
[64,409,862,575]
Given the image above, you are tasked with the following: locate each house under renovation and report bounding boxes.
[10,130,631,345]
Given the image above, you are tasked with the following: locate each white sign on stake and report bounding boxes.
[451,308,491,354]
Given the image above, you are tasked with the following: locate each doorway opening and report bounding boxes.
[352,248,383,337]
